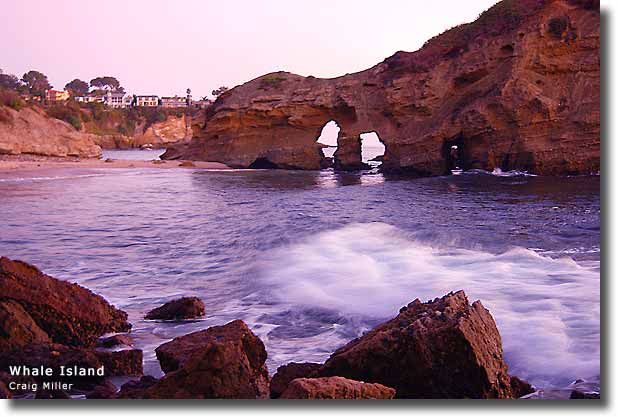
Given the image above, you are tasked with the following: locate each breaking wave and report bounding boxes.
[256,222,600,390]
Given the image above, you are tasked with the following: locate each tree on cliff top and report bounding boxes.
[90,76,123,92]
[21,70,51,97]
[65,79,89,96]
[0,69,21,91]
[211,86,229,97]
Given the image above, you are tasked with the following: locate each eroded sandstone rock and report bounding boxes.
[0,107,101,158]
[279,376,395,399]
[319,290,521,399]
[144,320,269,399]
[164,0,599,176]
[0,257,130,347]
[270,362,322,398]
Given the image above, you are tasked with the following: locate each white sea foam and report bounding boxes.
[463,168,538,177]
[256,222,600,389]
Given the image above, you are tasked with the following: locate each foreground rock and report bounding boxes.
[131,320,269,398]
[0,343,142,391]
[0,106,101,158]
[0,257,130,348]
[280,377,395,400]
[0,300,50,352]
[145,297,205,320]
[270,362,322,398]
[164,0,599,175]
[97,334,134,348]
[319,290,522,398]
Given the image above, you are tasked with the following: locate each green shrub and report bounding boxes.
[0,89,24,110]
[46,105,82,130]
[258,74,287,90]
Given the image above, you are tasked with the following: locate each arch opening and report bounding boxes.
[316,120,340,161]
[360,132,386,167]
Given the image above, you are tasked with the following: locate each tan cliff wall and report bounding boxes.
[88,113,193,150]
[0,106,102,158]
[163,0,599,175]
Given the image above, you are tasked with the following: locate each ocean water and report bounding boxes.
[0,163,600,395]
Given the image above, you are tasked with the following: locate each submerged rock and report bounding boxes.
[270,362,322,398]
[319,290,523,399]
[145,297,205,320]
[0,257,130,348]
[279,376,395,400]
[142,320,269,399]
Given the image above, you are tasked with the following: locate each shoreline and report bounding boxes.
[0,154,230,173]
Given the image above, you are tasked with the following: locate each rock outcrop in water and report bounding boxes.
[0,257,130,348]
[0,257,537,399]
[134,320,270,399]
[163,0,600,175]
[0,257,141,398]
[145,297,205,320]
[317,290,525,398]
[0,107,102,158]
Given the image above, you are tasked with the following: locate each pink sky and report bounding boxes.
[2,0,498,99]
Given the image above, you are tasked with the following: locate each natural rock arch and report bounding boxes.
[162,0,599,176]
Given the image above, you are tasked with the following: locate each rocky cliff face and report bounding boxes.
[163,0,599,175]
[90,114,192,150]
[0,106,102,158]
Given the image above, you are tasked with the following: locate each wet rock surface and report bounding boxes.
[145,297,205,320]
[319,290,522,398]
[164,0,599,176]
[279,376,396,400]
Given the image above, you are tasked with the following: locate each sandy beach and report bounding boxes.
[0,154,230,174]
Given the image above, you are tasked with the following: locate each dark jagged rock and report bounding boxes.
[279,376,396,399]
[318,290,525,399]
[270,362,322,399]
[164,0,599,176]
[140,320,269,399]
[0,257,130,348]
[510,376,535,398]
[145,296,205,320]
[570,390,600,399]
